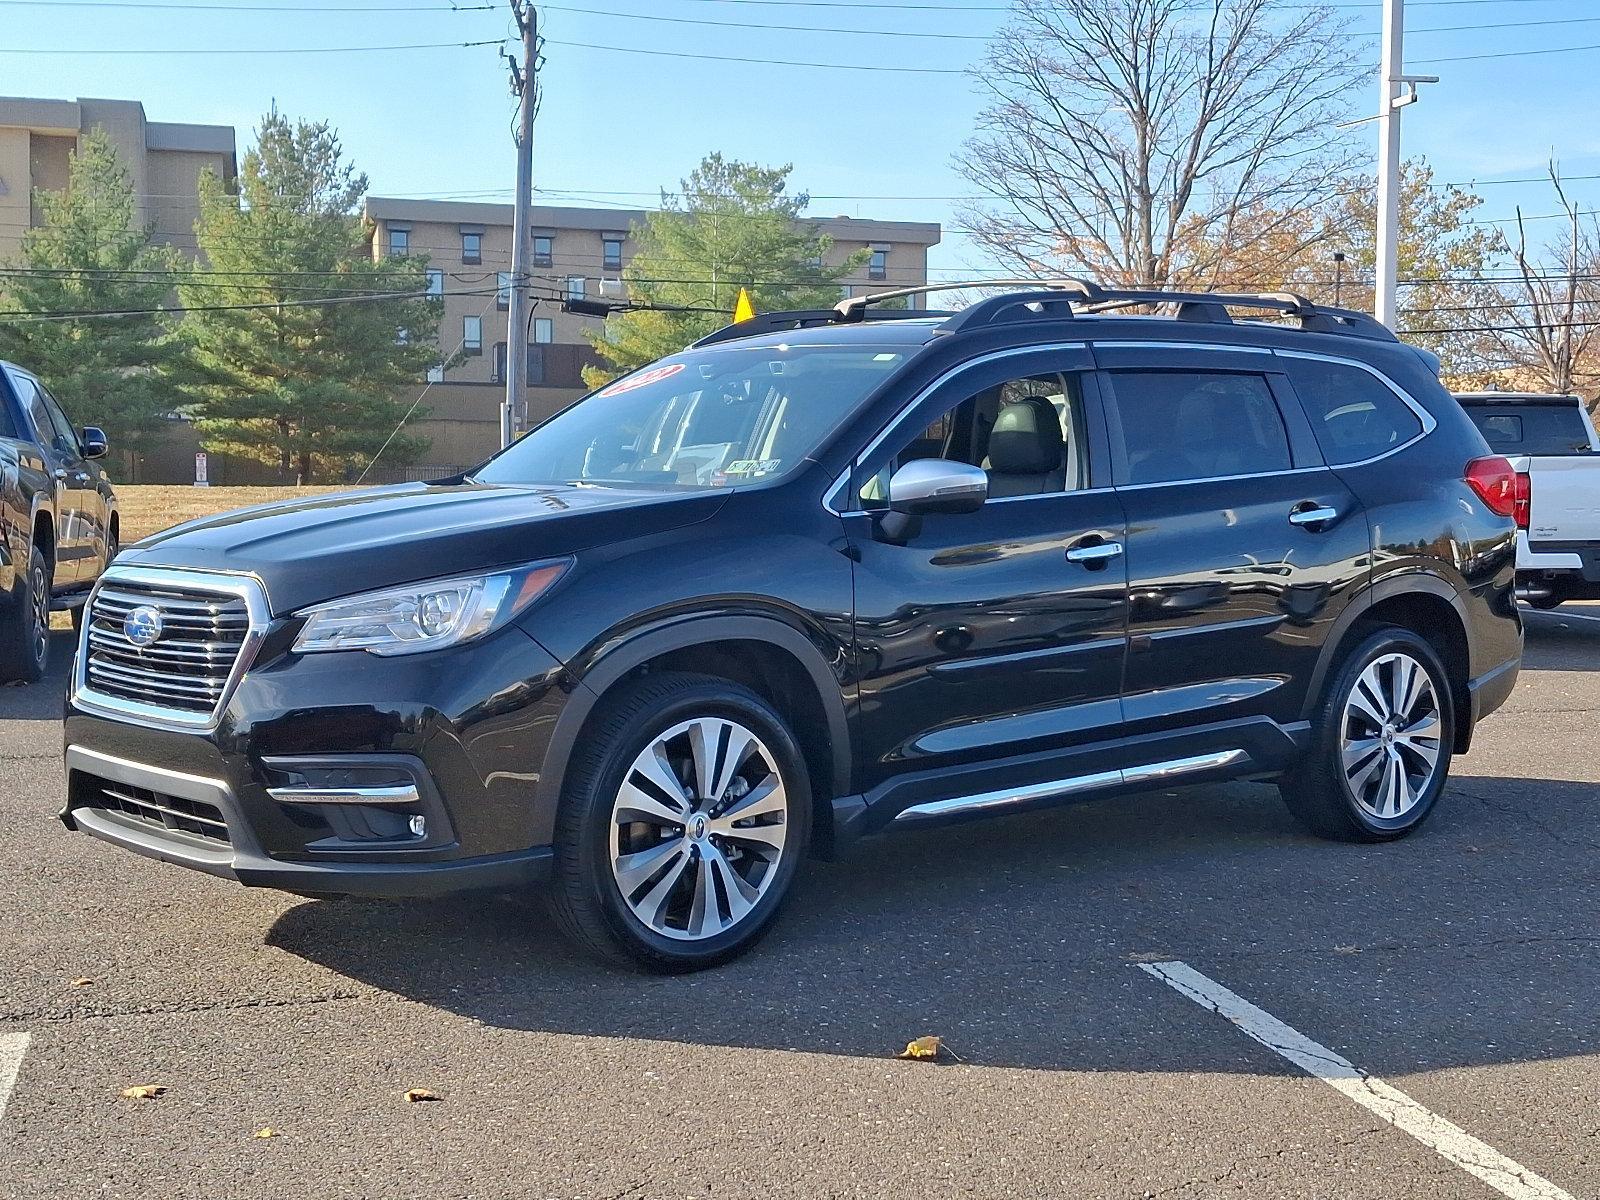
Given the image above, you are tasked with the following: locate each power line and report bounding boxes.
[543,37,967,72]
[0,0,493,9]
[0,37,503,55]
[1415,41,1600,65]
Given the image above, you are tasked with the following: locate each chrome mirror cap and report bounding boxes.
[887,459,988,515]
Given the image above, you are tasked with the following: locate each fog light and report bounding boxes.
[408,814,427,838]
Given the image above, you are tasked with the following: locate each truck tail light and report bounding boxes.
[1463,456,1522,522]
[1513,469,1531,530]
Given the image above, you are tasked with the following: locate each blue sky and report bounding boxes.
[8,0,1600,282]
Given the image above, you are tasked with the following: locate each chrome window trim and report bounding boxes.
[823,338,1441,515]
[73,564,272,735]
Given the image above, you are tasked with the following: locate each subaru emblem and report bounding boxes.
[123,605,164,648]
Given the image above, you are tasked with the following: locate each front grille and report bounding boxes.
[82,777,231,844]
[82,579,252,719]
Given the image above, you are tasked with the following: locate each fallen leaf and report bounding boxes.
[403,1087,442,1103]
[120,1085,166,1100]
[1333,945,1361,955]
[253,1128,279,1139]
[70,978,94,988]
[896,1036,942,1061]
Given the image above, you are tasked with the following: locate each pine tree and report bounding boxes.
[177,108,444,483]
[0,128,188,464]
[585,153,866,384]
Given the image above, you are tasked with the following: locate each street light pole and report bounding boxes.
[1375,0,1404,330]
[502,2,537,448]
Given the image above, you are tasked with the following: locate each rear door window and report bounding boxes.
[1290,359,1424,464]
[1464,402,1593,455]
[1106,371,1291,485]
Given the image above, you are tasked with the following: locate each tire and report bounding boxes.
[0,545,51,685]
[549,672,812,973]
[1280,625,1455,843]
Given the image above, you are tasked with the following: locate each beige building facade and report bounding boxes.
[365,197,942,471]
[0,95,236,263]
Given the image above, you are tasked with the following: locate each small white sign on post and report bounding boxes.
[194,451,209,488]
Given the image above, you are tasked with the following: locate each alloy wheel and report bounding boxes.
[29,560,48,668]
[608,716,790,941]
[1340,652,1442,820]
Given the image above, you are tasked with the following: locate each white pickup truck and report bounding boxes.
[1455,391,1600,609]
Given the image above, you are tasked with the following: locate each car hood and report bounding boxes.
[118,481,728,614]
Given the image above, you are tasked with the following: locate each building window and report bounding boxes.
[534,316,553,344]
[425,268,443,297]
[395,327,409,345]
[603,237,623,271]
[426,363,444,383]
[463,315,482,355]
[805,252,823,270]
[527,345,546,386]
[566,276,586,301]
[461,231,482,265]
[388,227,409,256]
[533,235,553,268]
[491,341,507,383]
[497,272,513,310]
[869,248,888,281]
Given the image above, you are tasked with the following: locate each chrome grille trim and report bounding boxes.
[73,565,272,733]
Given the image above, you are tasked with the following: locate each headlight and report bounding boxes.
[292,560,571,657]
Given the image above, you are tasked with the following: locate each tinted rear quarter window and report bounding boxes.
[1109,371,1291,485]
[1291,359,1424,465]
[1464,402,1593,456]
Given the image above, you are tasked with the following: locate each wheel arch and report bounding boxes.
[538,615,853,855]
[1301,572,1473,752]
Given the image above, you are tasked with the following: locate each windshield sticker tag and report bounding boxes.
[598,362,686,397]
[724,459,781,476]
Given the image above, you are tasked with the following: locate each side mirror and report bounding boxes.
[888,459,988,515]
[81,427,108,460]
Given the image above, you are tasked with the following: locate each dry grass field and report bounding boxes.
[117,485,351,543]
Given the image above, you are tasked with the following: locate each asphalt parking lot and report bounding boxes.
[1,611,1596,1200]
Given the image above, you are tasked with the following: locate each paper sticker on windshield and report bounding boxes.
[724,459,781,476]
[598,362,686,397]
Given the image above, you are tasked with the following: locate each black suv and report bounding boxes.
[61,282,1523,971]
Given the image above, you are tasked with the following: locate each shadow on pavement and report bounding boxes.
[1521,604,1600,672]
[0,631,75,723]
[268,773,1600,1076]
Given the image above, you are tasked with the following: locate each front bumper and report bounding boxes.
[62,624,575,899]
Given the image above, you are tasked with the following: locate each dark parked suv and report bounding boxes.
[61,282,1523,971]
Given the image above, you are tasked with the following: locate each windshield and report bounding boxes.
[473,343,911,489]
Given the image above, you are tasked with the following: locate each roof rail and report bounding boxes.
[691,279,1398,348]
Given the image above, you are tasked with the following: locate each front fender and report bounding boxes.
[530,612,854,842]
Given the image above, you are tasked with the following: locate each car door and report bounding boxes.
[34,379,114,577]
[1095,343,1370,736]
[840,345,1130,795]
[14,373,95,584]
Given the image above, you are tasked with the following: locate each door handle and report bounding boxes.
[1066,540,1124,564]
[1288,505,1339,528]
[53,468,67,481]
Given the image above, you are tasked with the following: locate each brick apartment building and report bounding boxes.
[0,95,235,263]
[365,197,943,470]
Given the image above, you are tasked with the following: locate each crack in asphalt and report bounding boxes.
[0,988,363,1026]
[1148,1127,1386,1197]
[1452,784,1600,852]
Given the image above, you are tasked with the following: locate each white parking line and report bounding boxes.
[1140,961,1575,1200]
[0,1032,29,1124]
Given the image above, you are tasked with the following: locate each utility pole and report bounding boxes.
[502,1,537,447]
[1375,0,1403,331]
[1371,0,1436,330]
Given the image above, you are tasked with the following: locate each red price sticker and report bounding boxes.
[598,362,686,397]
